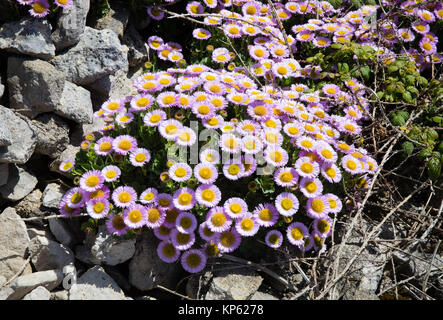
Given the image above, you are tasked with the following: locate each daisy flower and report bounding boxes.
[295,136,317,152]
[275,193,299,217]
[194,163,218,184]
[316,142,338,163]
[269,44,290,59]
[313,216,333,239]
[87,186,110,201]
[321,163,342,183]
[223,161,245,180]
[192,102,214,119]
[253,203,279,227]
[306,196,330,219]
[322,84,341,97]
[411,20,430,34]
[169,163,192,183]
[419,38,437,55]
[297,31,315,42]
[157,91,177,108]
[264,147,289,167]
[147,36,164,50]
[79,170,104,193]
[216,229,242,253]
[198,221,217,242]
[112,135,138,156]
[101,165,121,182]
[54,0,72,9]
[204,81,226,96]
[200,149,220,165]
[59,158,75,173]
[138,188,158,205]
[193,28,212,40]
[341,155,362,174]
[235,213,260,237]
[154,224,173,241]
[106,214,128,236]
[220,133,242,154]
[143,110,166,127]
[324,193,343,214]
[295,157,320,179]
[299,177,323,198]
[247,102,272,121]
[287,222,309,247]
[249,45,270,60]
[196,184,222,208]
[129,94,153,112]
[162,206,180,228]
[147,6,164,21]
[181,249,207,273]
[175,212,198,234]
[175,127,197,147]
[157,241,181,263]
[159,119,183,140]
[145,206,166,229]
[94,137,114,156]
[112,186,137,208]
[59,200,81,216]
[313,37,331,48]
[206,207,233,233]
[265,230,283,249]
[223,197,248,220]
[186,1,204,15]
[129,148,151,167]
[123,204,147,229]
[417,9,435,23]
[223,23,243,39]
[241,135,263,155]
[274,167,299,187]
[101,99,124,114]
[283,122,304,139]
[173,187,196,211]
[29,0,50,18]
[171,229,196,251]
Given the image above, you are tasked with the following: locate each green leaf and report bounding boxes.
[391,115,406,126]
[360,66,371,81]
[402,141,414,156]
[431,116,443,126]
[387,65,399,73]
[402,91,413,103]
[427,156,441,181]
[397,110,410,120]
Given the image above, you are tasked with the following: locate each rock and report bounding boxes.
[92,4,129,39]
[22,286,51,300]
[15,189,44,219]
[49,217,79,248]
[29,236,75,272]
[0,207,32,280]
[70,116,107,147]
[0,287,15,300]
[55,81,93,124]
[413,251,443,280]
[204,267,263,300]
[31,113,70,159]
[102,266,132,292]
[0,163,8,187]
[51,0,90,51]
[0,165,38,202]
[51,290,69,300]
[69,266,126,300]
[50,27,129,86]
[0,276,6,287]
[0,18,55,60]
[27,228,54,240]
[87,68,135,101]
[42,183,66,209]
[8,269,64,300]
[186,272,213,299]
[49,144,80,176]
[7,57,65,119]
[75,244,101,265]
[123,24,149,67]
[129,231,182,291]
[0,119,12,147]
[250,291,278,300]
[0,105,37,164]
[90,225,136,266]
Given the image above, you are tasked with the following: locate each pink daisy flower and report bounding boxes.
[265,230,283,249]
[287,222,309,247]
[181,249,207,273]
[106,214,128,237]
[157,241,181,263]
[206,207,233,233]
[253,203,279,227]
[29,0,50,18]
[196,184,222,208]
[170,229,196,251]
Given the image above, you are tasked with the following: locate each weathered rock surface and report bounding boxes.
[0,119,12,147]
[42,183,66,209]
[250,291,279,300]
[51,27,129,85]
[0,207,32,280]
[0,163,8,187]
[123,24,149,67]
[70,116,107,147]
[92,4,129,39]
[0,165,38,202]
[51,0,90,51]
[49,144,81,176]
[55,81,93,124]
[204,267,263,300]
[14,189,45,219]
[7,269,64,300]
[0,105,37,164]
[0,18,55,60]
[7,57,65,119]
[87,69,135,101]
[22,286,51,300]
[48,217,79,248]
[31,113,70,159]
[29,236,75,272]
[69,266,126,300]
[129,231,182,291]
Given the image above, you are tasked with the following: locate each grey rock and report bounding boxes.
[55,81,93,124]
[8,269,64,300]
[186,272,213,300]
[29,236,75,272]
[7,57,65,119]
[0,18,55,60]
[90,225,136,266]
[92,4,129,39]
[15,189,44,219]
[42,183,66,209]
[0,105,37,164]
[0,287,15,300]
[69,266,125,300]
[0,165,37,202]
[0,276,6,287]
[205,267,263,300]
[129,231,182,291]
[0,119,12,147]
[87,68,135,101]
[0,75,4,98]
[49,218,78,248]
[0,163,8,187]
[0,207,32,280]
[70,116,107,147]
[31,113,70,158]
[51,27,129,85]
[134,296,157,300]
[49,144,80,176]
[22,286,51,300]
[250,291,278,300]
[102,266,131,292]
[123,24,149,67]
[414,251,443,280]
[27,228,54,240]
[75,244,100,265]
[51,0,90,51]
[51,290,69,300]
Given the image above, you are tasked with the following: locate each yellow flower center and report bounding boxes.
[136,97,150,107]
[228,164,240,175]
[280,172,293,183]
[311,199,325,213]
[328,198,337,209]
[201,189,215,201]
[259,208,273,221]
[176,232,190,244]
[268,234,280,245]
[300,162,314,174]
[92,202,105,213]
[281,198,293,210]
[269,151,283,163]
[187,254,202,268]
[230,203,242,214]
[149,114,161,123]
[112,216,126,230]
[147,208,160,223]
[317,219,330,233]
[241,218,254,231]
[90,190,104,199]
[344,124,356,132]
[165,124,178,135]
[105,170,116,179]
[346,160,357,170]
[162,96,175,105]
[165,208,178,223]
[159,198,171,207]
[174,168,187,178]
[198,105,211,115]
[118,140,132,151]
[265,133,278,144]
[220,232,235,247]
[338,143,350,151]
[325,167,336,178]
[178,193,192,205]
[62,162,73,170]
[305,181,317,193]
[180,217,192,229]
[211,212,227,227]
[99,142,112,152]
[129,209,142,223]
[321,150,333,159]
[253,105,267,116]
[162,243,176,258]
[199,168,213,179]
[291,227,303,240]
[301,140,313,148]
[107,102,120,110]
[135,153,146,163]
[118,192,131,203]
[144,192,154,201]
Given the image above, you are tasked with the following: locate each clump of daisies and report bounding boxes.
[58,0,440,274]
[15,0,73,18]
